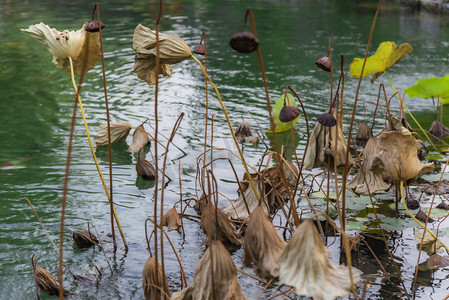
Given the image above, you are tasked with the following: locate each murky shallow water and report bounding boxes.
[1,0,449,299]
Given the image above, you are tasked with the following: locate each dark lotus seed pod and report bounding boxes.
[317,112,337,127]
[279,106,301,123]
[429,120,449,140]
[85,20,105,33]
[406,199,420,210]
[193,44,205,55]
[229,31,259,53]
[315,56,331,72]
[437,202,449,210]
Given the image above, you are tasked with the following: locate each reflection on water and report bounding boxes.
[1,0,449,299]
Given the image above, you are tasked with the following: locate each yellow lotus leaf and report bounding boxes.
[350,41,413,83]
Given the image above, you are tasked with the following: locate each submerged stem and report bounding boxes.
[68,57,127,249]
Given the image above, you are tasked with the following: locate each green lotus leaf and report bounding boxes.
[266,93,300,134]
[405,75,449,105]
[350,41,413,83]
[381,217,416,231]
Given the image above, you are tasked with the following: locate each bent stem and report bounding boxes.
[68,57,127,249]
[386,72,436,148]
[191,55,260,202]
[400,181,449,252]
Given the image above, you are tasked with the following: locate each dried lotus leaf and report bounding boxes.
[279,220,360,299]
[94,122,132,146]
[127,124,150,153]
[191,240,246,299]
[162,207,182,232]
[136,158,156,181]
[72,228,100,249]
[243,206,286,278]
[201,203,242,249]
[142,257,170,300]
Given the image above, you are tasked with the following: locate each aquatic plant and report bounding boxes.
[349,41,413,84]
[243,206,286,278]
[278,220,360,300]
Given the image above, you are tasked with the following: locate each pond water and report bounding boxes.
[1,0,449,299]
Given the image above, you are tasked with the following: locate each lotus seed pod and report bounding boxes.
[315,56,331,72]
[279,105,301,123]
[229,31,259,53]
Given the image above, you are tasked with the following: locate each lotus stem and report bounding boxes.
[246,7,301,226]
[24,197,77,285]
[342,0,382,236]
[191,54,260,201]
[68,57,127,249]
[400,181,449,252]
[95,3,117,251]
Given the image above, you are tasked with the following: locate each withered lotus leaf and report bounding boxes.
[136,158,156,181]
[224,161,298,220]
[201,203,242,249]
[235,121,252,142]
[356,123,373,147]
[72,229,100,249]
[229,31,259,54]
[414,227,442,255]
[427,253,449,269]
[191,240,246,299]
[347,137,390,195]
[370,130,434,183]
[142,257,170,300]
[304,109,353,170]
[33,265,69,296]
[94,122,132,146]
[162,207,182,233]
[127,124,150,153]
[223,177,267,220]
[22,22,102,75]
[279,220,360,300]
[243,206,286,278]
[133,24,191,85]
